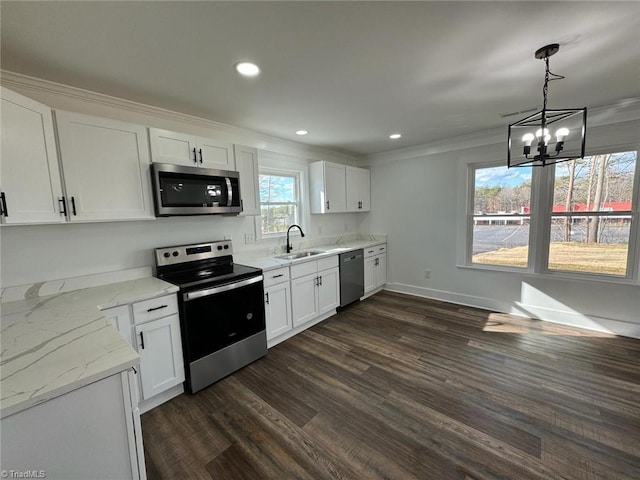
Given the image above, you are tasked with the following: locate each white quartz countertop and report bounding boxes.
[235,239,387,271]
[0,276,178,419]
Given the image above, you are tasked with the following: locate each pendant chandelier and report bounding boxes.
[508,43,587,168]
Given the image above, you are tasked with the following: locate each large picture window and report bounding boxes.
[470,164,532,268]
[466,150,639,280]
[259,170,301,236]
[548,152,636,276]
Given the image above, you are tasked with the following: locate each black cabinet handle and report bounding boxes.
[198,149,203,163]
[58,197,67,216]
[0,192,8,217]
[70,196,77,216]
[265,292,270,304]
[272,274,284,278]
[315,276,319,287]
[326,200,330,210]
[192,147,197,164]
[146,304,167,312]
[139,332,145,350]
[319,275,323,286]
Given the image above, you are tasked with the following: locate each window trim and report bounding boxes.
[466,161,535,273]
[258,167,303,239]
[463,148,640,284]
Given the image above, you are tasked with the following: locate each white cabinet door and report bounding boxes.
[317,266,340,315]
[309,161,347,214]
[291,273,319,327]
[134,314,185,400]
[149,128,198,166]
[55,111,154,222]
[234,145,260,215]
[375,253,387,289]
[265,281,292,340]
[324,162,347,212]
[197,137,235,170]
[364,255,377,294]
[346,166,371,212]
[0,87,64,224]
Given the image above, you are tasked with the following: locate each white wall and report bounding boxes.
[0,72,359,286]
[359,105,640,338]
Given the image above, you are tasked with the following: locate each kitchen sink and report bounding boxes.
[275,250,325,260]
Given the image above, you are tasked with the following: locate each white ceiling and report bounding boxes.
[2,1,639,156]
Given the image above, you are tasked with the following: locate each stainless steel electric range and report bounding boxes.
[155,240,266,393]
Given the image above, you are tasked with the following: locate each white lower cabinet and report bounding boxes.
[0,370,146,479]
[364,244,387,294]
[290,256,340,327]
[102,293,184,411]
[264,266,293,340]
[135,314,184,400]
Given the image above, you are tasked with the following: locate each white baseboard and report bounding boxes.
[139,384,184,414]
[384,282,640,339]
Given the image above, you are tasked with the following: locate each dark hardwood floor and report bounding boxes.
[141,291,640,480]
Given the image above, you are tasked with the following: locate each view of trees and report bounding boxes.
[471,151,637,275]
[259,173,299,235]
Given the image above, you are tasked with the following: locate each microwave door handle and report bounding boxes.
[225,177,233,206]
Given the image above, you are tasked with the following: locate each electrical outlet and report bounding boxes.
[424,269,431,279]
[244,233,255,244]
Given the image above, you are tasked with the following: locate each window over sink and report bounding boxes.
[259,168,301,236]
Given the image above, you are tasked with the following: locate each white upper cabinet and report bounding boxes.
[309,161,370,214]
[309,161,347,213]
[149,128,235,171]
[0,87,65,225]
[55,111,154,222]
[346,166,371,212]
[234,145,260,216]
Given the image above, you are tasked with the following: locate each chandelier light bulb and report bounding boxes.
[522,133,535,147]
[536,128,551,144]
[555,127,570,142]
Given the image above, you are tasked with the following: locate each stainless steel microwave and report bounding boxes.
[150,163,242,216]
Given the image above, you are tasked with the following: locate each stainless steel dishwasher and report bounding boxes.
[339,249,364,307]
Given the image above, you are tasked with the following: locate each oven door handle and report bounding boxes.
[183,275,263,301]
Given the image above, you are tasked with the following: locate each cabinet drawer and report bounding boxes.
[263,267,290,287]
[364,244,387,258]
[132,294,178,325]
[290,260,318,279]
[317,255,338,271]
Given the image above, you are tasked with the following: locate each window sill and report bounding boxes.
[456,263,638,286]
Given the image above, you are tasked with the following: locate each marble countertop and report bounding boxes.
[1,276,178,419]
[235,238,387,271]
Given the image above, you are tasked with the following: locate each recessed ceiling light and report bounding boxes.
[389,133,402,139]
[235,62,260,77]
[295,130,309,136]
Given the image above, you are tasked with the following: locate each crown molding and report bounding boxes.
[364,101,640,167]
[0,70,358,164]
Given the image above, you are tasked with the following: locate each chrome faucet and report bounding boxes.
[286,224,305,253]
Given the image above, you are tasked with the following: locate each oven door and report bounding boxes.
[181,275,266,363]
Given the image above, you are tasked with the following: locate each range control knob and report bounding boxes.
[172,251,179,257]
[217,245,223,251]
[224,245,229,249]
[163,252,170,258]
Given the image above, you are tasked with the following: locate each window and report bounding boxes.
[259,170,301,235]
[466,150,639,280]
[548,152,637,276]
[469,164,533,268]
